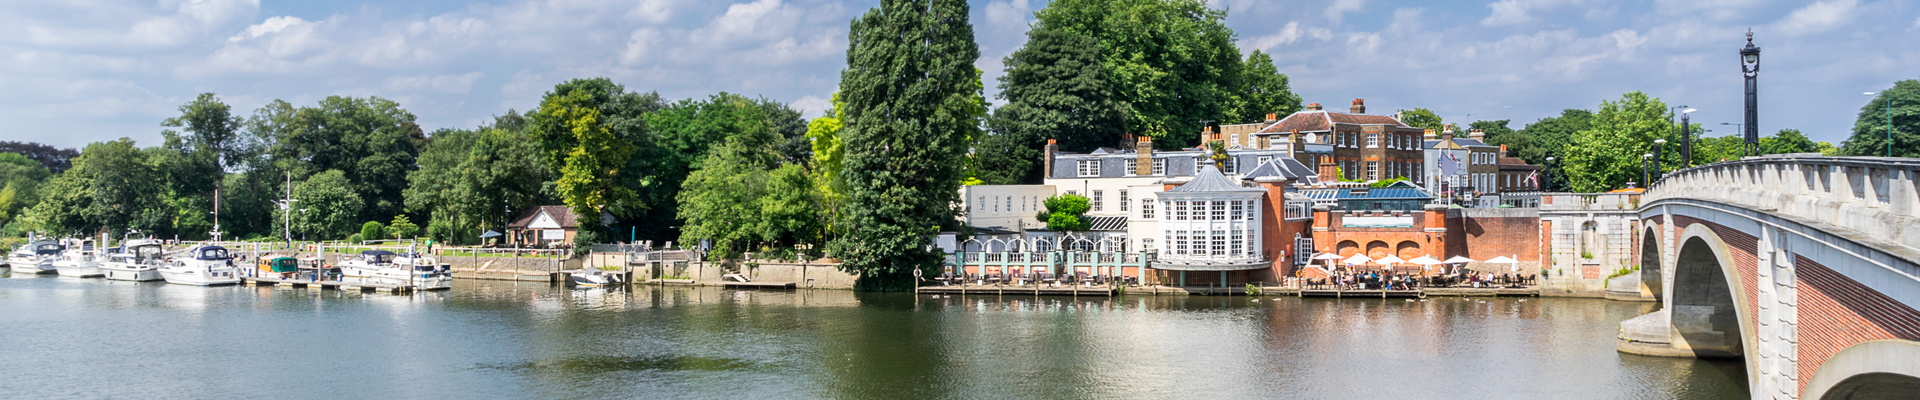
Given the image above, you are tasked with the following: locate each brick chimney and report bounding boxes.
[1305,103,1322,111]
[1424,128,1438,140]
[1350,99,1366,114]
[1265,113,1278,122]
[1044,139,1059,177]
[1441,128,1455,142]
[1135,136,1154,175]
[1469,129,1486,141]
[1499,144,1509,158]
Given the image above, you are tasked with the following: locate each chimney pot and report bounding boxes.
[1265,113,1278,122]
[1350,99,1366,114]
[1306,103,1322,111]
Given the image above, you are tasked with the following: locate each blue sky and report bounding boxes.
[3,0,1915,148]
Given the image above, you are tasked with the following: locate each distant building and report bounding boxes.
[1423,128,1500,204]
[1495,144,1544,207]
[505,206,612,247]
[1254,100,1426,182]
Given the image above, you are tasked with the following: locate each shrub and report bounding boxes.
[347,233,363,244]
[386,215,419,240]
[360,221,386,243]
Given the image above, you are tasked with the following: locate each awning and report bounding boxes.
[478,230,503,238]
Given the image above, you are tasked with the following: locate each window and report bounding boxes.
[1257,156,1272,167]
[1367,133,1378,148]
[1125,159,1138,176]
[1007,196,1013,212]
[1285,200,1309,219]
[1119,190,1129,212]
[1141,199,1155,219]
[1295,236,1314,264]
[992,197,998,213]
[1077,160,1100,177]
[1152,158,1166,175]
[1173,201,1187,221]
[1211,201,1227,221]
[1230,201,1245,220]
[1211,230,1227,255]
[1267,136,1284,149]
[1230,134,1240,147]
[1020,196,1026,212]
[1230,230,1244,255]
[1222,157,1237,174]
[1366,161,1378,180]
[1173,231,1188,255]
[978,196,986,212]
[1092,190,1103,212]
[1142,238,1156,252]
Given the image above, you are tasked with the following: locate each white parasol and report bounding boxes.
[1342,253,1373,266]
[1487,255,1519,271]
[1376,255,1406,270]
[1408,255,1441,271]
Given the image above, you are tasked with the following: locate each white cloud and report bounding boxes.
[385,72,484,94]
[1774,0,1857,36]
[791,95,830,118]
[1324,0,1365,23]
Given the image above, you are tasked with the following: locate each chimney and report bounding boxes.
[1135,136,1154,175]
[1350,99,1366,114]
[1044,139,1059,177]
[1265,113,1278,122]
[1305,103,1322,111]
[1469,129,1486,141]
[1424,128,1438,140]
[1441,128,1455,142]
[1499,144,1509,158]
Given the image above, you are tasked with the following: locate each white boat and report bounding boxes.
[158,245,241,286]
[52,238,104,278]
[337,250,452,291]
[100,239,166,282]
[7,239,61,274]
[569,268,624,287]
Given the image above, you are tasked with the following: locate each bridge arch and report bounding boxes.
[1803,340,1920,400]
[1669,224,1750,360]
[1640,226,1663,299]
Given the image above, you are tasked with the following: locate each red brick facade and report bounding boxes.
[1311,206,1448,275]
[1443,212,1541,262]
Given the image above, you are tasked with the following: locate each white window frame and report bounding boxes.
[1222,157,1238,174]
[1295,236,1313,264]
[1367,133,1378,148]
[1125,159,1138,176]
[1366,161,1378,180]
[1077,160,1100,177]
[1257,156,1272,167]
[1230,133,1240,148]
[1151,158,1166,175]
[1141,199,1155,219]
[1118,190,1129,212]
[1091,190,1104,212]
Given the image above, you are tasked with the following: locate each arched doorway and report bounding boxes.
[1670,235,1744,359]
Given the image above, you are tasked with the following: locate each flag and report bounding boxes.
[1525,171,1539,188]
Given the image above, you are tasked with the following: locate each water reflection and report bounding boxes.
[0,277,1744,399]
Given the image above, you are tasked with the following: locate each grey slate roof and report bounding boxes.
[1166,164,1264,193]
[1240,158,1318,181]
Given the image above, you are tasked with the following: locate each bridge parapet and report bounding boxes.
[1648,154,1920,255]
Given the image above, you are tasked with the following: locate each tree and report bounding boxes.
[161,93,244,220]
[1515,109,1594,190]
[980,28,1127,185]
[1034,0,1240,149]
[290,170,363,240]
[1562,92,1671,192]
[804,93,848,236]
[759,163,823,256]
[677,139,776,259]
[1398,108,1444,132]
[0,153,51,228]
[529,86,642,251]
[0,142,78,173]
[456,127,548,241]
[1840,79,1920,158]
[829,0,983,291]
[386,215,419,239]
[1037,194,1091,233]
[22,139,169,236]
[252,96,425,225]
[1759,129,1817,155]
[1231,50,1302,124]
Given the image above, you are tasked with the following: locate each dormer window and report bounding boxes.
[1077,160,1100,177]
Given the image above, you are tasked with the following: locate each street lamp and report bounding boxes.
[1867,91,1894,157]
[1679,108,1697,167]
[1544,156,1555,192]
[1653,139,1668,176]
[1739,30,1762,157]
[1641,153,1655,188]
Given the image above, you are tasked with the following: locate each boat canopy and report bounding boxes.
[194,246,232,260]
[34,243,62,255]
[362,250,396,264]
[262,257,300,272]
[362,250,396,256]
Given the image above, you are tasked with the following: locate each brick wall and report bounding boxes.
[1444,209,1541,261]
[1794,256,1920,394]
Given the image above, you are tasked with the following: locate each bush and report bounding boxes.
[426,219,451,243]
[347,233,363,244]
[360,221,385,243]
[386,215,419,240]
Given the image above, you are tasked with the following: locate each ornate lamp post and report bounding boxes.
[1544,156,1555,192]
[1653,139,1668,177]
[1740,31,1762,157]
[1678,108,1696,167]
[1640,153,1654,187]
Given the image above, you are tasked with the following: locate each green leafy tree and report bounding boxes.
[0,153,51,227]
[760,163,823,255]
[804,93,848,236]
[1759,129,1817,155]
[404,128,477,238]
[529,86,643,250]
[980,28,1127,185]
[1034,0,1240,149]
[1037,194,1091,233]
[386,215,419,239]
[457,127,548,240]
[1815,141,1840,156]
[251,96,424,225]
[1231,50,1303,123]
[1841,79,1920,158]
[23,139,169,236]
[1562,92,1671,192]
[360,221,386,243]
[677,139,776,259]
[290,170,363,240]
[829,0,983,291]
[1398,108,1444,132]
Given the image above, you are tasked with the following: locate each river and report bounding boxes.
[0,271,1747,399]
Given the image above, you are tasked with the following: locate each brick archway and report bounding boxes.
[1365,241,1390,259]
[1395,241,1422,259]
[1336,240,1359,257]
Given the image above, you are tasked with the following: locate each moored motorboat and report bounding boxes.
[158,245,241,286]
[569,268,624,287]
[338,249,452,290]
[6,238,61,275]
[100,239,166,282]
[52,238,104,278]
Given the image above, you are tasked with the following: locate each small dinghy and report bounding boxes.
[570,269,624,287]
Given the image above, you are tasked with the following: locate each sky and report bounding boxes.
[3,0,1916,149]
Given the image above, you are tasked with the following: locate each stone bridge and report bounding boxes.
[1622,154,1920,399]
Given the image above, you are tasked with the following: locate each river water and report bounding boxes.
[0,270,1747,399]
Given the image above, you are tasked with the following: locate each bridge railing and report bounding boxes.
[1647,154,1920,251]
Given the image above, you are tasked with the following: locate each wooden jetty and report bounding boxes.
[241,276,419,294]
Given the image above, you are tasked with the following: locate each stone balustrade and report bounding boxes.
[1647,154,1920,254]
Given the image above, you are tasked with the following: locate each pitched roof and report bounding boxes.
[1256,110,1415,134]
[1240,157,1319,181]
[1167,164,1263,193]
[507,205,580,229]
